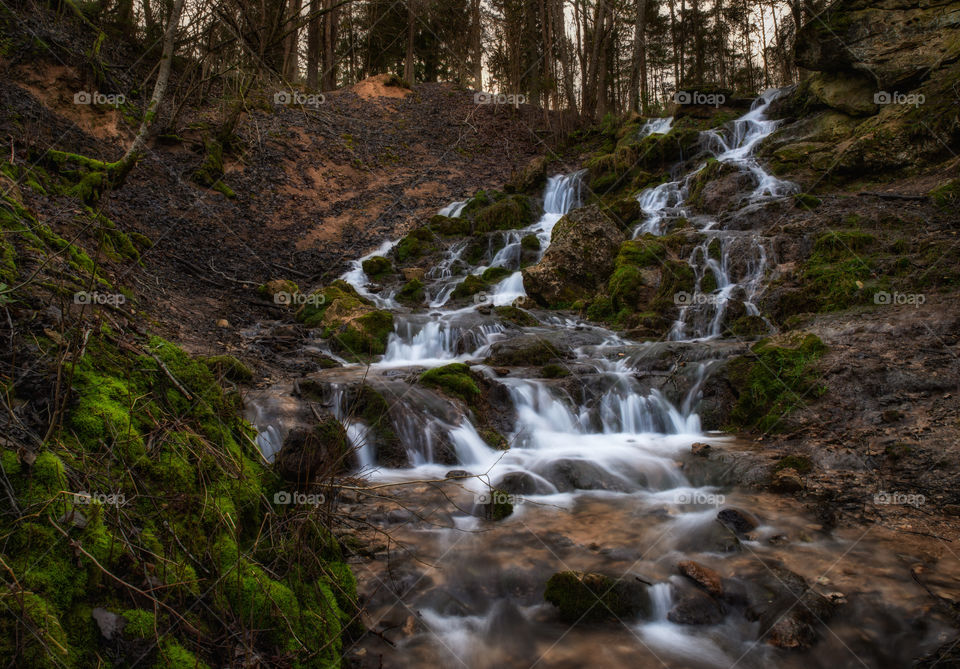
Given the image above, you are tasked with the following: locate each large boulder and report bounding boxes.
[523,205,625,306]
[274,418,351,484]
[544,571,651,622]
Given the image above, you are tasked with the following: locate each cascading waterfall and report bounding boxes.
[639,116,674,138]
[240,92,934,669]
[632,89,795,341]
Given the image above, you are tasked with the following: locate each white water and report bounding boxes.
[632,88,797,340]
[639,116,673,137]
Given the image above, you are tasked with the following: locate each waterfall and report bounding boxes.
[639,116,673,138]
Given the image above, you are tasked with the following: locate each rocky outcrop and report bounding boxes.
[544,571,651,622]
[522,205,625,305]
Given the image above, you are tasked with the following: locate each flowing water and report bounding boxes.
[243,90,956,668]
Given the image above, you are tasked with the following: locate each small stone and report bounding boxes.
[216,319,231,328]
[717,507,760,536]
[668,588,725,625]
[678,560,724,597]
[445,470,471,479]
[691,442,712,457]
[772,467,803,493]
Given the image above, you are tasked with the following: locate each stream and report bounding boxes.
[244,90,956,668]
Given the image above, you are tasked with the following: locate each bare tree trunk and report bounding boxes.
[321,0,338,88]
[306,0,320,87]
[115,0,186,182]
[668,0,679,87]
[471,0,483,89]
[282,0,303,81]
[555,0,577,112]
[404,0,416,82]
[628,0,648,113]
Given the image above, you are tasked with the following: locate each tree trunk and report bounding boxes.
[114,0,186,183]
[321,0,338,89]
[404,0,416,83]
[306,0,320,88]
[471,0,483,89]
[282,0,303,81]
[628,0,648,113]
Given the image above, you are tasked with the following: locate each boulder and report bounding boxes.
[544,571,651,622]
[678,560,724,597]
[523,205,625,305]
[539,459,632,493]
[772,467,804,493]
[274,418,351,484]
[667,587,725,625]
[717,507,760,536]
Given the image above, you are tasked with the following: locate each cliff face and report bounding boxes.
[767,0,960,183]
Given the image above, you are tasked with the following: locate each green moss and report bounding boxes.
[774,454,813,474]
[541,363,570,378]
[123,609,157,639]
[480,488,514,521]
[450,274,488,300]
[793,193,822,209]
[480,266,512,283]
[800,229,879,311]
[930,178,960,209]
[328,310,394,359]
[396,279,425,306]
[472,194,538,232]
[727,315,768,338]
[0,589,69,666]
[726,333,828,433]
[520,234,541,251]
[494,306,538,326]
[155,639,210,669]
[420,363,480,403]
[361,256,393,277]
[202,355,253,383]
[478,428,509,450]
[544,571,649,623]
[394,226,438,262]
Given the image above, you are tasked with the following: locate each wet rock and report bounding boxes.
[401,267,426,282]
[717,507,760,536]
[539,459,632,493]
[772,467,803,493]
[522,204,625,305]
[474,488,514,521]
[445,469,471,479]
[758,589,835,650]
[273,418,351,484]
[678,560,724,597]
[485,334,572,366]
[690,442,711,457]
[494,471,554,496]
[668,587,725,625]
[544,571,651,623]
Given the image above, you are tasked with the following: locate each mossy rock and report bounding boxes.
[429,214,472,236]
[494,306,538,327]
[202,355,253,383]
[361,256,393,277]
[450,274,488,300]
[544,571,651,623]
[478,428,509,450]
[420,363,480,403]
[725,333,828,433]
[726,315,768,338]
[541,363,571,379]
[480,266,512,283]
[774,454,813,475]
[520,234,541,251]
[326,310,394,360]
[258,278,300,299]
[793,193,823,209]
[274,419,351,483]
[394,226,439,263]
[396,278,425,306]
[472,194,539,233]
[479,487,514,521]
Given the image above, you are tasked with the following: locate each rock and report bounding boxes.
[544,571,651,622]
[539,459,632,493]
[805,71,878,117]
[522,205,625,305]
[690,442,712,457]
[506,155,549,193]
[485,334,572,366]
[474,488,514,521]
[759,589,835,650]
[772,467,803,493]
[717,507,760,536]
[401,267,426,281]
[216,318,230,328]
[445,470,471,479]
[273,419,351,484]
[494,471,554,495]
[668,587,725,625]
[678,560,724,597]
[92,607,127,640]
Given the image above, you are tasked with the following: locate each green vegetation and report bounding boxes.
[420,363,480,402]
[725,333,828,433]
[774,454,813,474]
[396,278,425,305]
[362,255,393,277]
[930,178,959,209]
[544,571,650,623]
